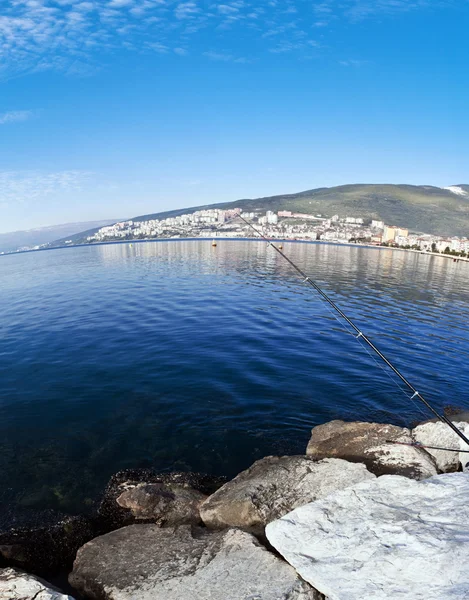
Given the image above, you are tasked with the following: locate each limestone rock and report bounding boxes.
[0,510,94,576]
[97,469,226,531]
[0,567,75,599]
[412,420,469,472]
[266,472,469,600]
[200,456,375,534]
[116,482,206,525]
[69,524,320,600]
[306,420,437,479]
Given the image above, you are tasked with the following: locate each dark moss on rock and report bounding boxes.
[97,469,227,532]
[0,508,94,577]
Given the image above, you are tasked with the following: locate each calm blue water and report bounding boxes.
[1,240,468,514]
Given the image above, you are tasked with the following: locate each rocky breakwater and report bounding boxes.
[3,415,469,600]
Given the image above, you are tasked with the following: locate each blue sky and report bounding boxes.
[0,0,468,232]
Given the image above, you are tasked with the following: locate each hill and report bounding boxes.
[0,220,121,254]
[50,184,469,247]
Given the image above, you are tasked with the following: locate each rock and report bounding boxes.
[69,524,320,600]
[266,472,469,600]
[116,483,206,525]
[200,456,375,535]
[412,421,469,472]
[0,567,75,599]
[97,469,227,531]
[0,509,94,576]
[306,420,437,479]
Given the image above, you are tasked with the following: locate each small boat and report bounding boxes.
[211,240,217,247]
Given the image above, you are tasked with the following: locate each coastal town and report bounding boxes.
[73,207,469,256]
[4,206,469,257]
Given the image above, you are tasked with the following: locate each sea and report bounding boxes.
[1,239,468,515]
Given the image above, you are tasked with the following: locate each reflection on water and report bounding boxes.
[0,240,468,514]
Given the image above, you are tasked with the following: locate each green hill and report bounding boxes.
[50,184,469,246]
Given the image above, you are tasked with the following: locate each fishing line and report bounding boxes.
[386,440,469,453]
[225,213,469,447]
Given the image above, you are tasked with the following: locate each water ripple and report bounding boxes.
[0,240,468,513]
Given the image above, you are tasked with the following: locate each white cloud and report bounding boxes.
[0,171,91,206]
[0,110,35,125]
[0,0,462,77]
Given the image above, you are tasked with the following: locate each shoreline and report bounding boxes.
[2,235,469,263]
[1,414,468,599]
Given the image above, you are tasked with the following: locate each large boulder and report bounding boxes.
[0,567,75,599]
[97,469,226,531]
[266,472,469,600]
[412,420,469,472]
[0,509,94,576]
[200,456,375,534]
[306,420,437,479]
[69,524,320,600]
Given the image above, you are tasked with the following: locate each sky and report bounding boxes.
[0,0,468,233]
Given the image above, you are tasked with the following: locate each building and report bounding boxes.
[371,220,384,230]
[383,226,397,243]
[382,226,409,243]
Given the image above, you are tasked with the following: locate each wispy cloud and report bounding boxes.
[0,171,91,207]
[339,59,370,67]
[0,110,35,125]
[203,50,249,63]
[0,0,461,77]
[343,0,449,22]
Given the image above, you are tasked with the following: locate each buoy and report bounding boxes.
[211,240,217,247]
[129,243,133,247]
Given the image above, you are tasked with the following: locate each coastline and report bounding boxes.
[2,235,469,263]
[1,414,468,599]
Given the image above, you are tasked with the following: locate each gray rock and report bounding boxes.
[200,456,375,534]
[266,472,469,600]
[69,524,320,600]
[0,567,75,599]
[412,420,469,472]
[116,482,206,525]
[306,420,437,479]
[97,469,227,531]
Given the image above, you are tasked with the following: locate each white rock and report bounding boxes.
[266,472,469,600]
[412,421,469,472]
[0,568,75,600]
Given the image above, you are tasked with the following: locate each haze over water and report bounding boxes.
[1,240,468,514]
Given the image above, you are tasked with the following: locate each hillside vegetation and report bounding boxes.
[52,184,469,246]
[133,184,469,236]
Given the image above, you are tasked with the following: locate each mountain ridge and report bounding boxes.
[49,184,469,247]
[0,219,121,253]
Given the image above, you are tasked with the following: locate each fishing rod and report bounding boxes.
[230,213,469,448]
